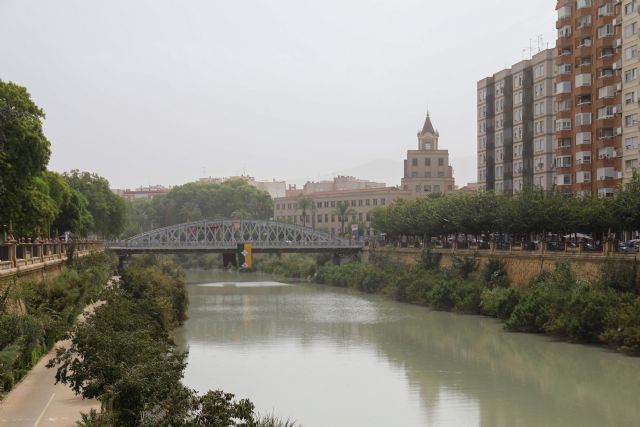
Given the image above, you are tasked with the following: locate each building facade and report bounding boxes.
[555,0,623,196]
[274,186,411,236]
[622,0,640,181]
[401,114,455,197]
[198,175,287,199]
[113,185,171,201]
[477,49,556,193]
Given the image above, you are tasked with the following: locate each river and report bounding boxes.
[175,270,640,427]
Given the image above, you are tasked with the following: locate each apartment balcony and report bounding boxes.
[556,129,573,140]
[556,16,572,29]
[556,145,573,157]
[575,25,593,38]
[575,161,593,171]
[599,54,616,68]
[596,178,622,188]
[595,35,616,50]
[574,85,592,97]
[555,92,573,103]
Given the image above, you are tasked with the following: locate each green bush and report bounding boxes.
[430,279,460,310]
[604,298,640,353]
[481,288,520,320]
[482,258,509,288]
[451,256,478,279]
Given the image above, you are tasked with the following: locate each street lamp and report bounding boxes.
[2,225,6,242]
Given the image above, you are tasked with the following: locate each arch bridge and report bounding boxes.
[107,219,363,255]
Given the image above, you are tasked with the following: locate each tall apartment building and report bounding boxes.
[622,0,640,180]
[555,0,623,197]
[477,49,556,192]
[401,114,455,197]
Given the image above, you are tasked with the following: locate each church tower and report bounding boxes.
[401,113,456,198]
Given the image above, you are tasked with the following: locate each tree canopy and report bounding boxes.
[123,180,274,237]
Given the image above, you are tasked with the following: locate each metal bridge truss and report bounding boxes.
[112,220,361,252]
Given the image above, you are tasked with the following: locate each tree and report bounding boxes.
[63,170,126,238]
[297,197,313,227]
[333,201,356,236]
[0,80,52,234]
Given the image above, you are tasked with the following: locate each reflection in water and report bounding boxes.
[176,271,640,427]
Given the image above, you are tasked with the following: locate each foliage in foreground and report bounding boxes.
[315,253,640,354]
[0,252,117,394]
[48,256,296,426]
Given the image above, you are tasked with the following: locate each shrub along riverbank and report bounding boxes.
[313,251,640,354]
[48,255,297,427]
[0,252,118,396]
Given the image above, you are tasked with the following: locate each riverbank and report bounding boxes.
[313,251,640,354]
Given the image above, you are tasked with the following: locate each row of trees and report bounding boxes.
[371,176,640,243]
[0,81,125,238]
[123,180,273,238]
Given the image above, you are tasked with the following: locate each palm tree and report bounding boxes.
[333,201,356,236]
[297,197,313,228]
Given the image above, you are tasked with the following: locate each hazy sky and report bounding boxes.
[0,0,556,189]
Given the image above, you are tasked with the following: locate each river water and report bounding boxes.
[176,270,640,427]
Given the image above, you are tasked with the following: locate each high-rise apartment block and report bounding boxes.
[622,0,640,180]
[477,49,557,193]
[401,114,456,197]
[555,0,623,197]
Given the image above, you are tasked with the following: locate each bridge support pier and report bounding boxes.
[117,253,130,273]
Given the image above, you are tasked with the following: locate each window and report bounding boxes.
[495,98,505,112]
[557,156,572,167]
[351,200,356,207]
[495,117,504,130]
[478,136,486,150]
[625,91,637,104]
[555,119,572,131]
[534,139,545,153]
[625,22,637,38]
[556,174,572,185]
[316,202,322,208]
[598,4,614,17]
[535,83,546,96]
[599,85,615,99]
[514,73,523,88]
[514,126,523,140]
[513,92,523,106]
[558,25,572,38]
[381,199,386,206]
[625,114,639,127]
[576,132,592,145]
[411,171,417,178]
[576,171,592,183]
[275,204,280,210]
[578,15,591,28]
[411,158,417,166]
[555,99,572,112]
[598,105,615,119]
[425,171,431,178]
[425,158,431,166]
[577,0,591,8]
[535,120,545,135]
[556,81,571,94]
[415,185,422,192]
[424,185,431,193]
[625,0,637,15]
[625,68,638,83]
[496,132,503,147]
[534,102,545,116]
[365,199,370,206]
[576,151,592,164]
[625,45,638,60]
[330,201,336,207]
[625,136,639,150]
[437,171,444,178]
[558,5,571,18]
[575,73,591,87]
[598,23,614,38]
[575,112,591,126]
[625,159,639,171]
[433,185,441,193]
[317,214,322,223]
[514,108,523,122]
[373,199,378,206]
[534,64,545,78]
[438,158,444,166]
[358,199,363,206]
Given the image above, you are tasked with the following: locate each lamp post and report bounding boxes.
[2,224,6,242]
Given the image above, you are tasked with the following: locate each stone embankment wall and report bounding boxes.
[362,247,639,286]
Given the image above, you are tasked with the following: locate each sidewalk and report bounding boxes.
[0,295,112,427]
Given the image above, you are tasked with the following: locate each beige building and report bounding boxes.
[401,114,455,197]
[198,175,287,199]
[113,185,171,201]
[274,185,410,236]
[622,0,640,182]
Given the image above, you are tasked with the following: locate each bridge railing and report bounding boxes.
[107,240,363,249]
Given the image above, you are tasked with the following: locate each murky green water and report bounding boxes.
[175,270,640,427]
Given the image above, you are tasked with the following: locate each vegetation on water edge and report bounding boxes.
[314,251,640,354]
[48,255,297,426]
[0,252,118,395]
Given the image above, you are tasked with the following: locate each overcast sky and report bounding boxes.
[0,0,556,189]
